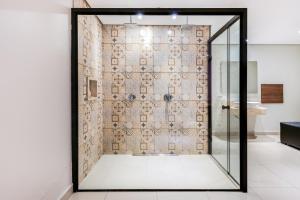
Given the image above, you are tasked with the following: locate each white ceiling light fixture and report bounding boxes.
[137,13,143,20]
[171,13,177,20]
[298,30,300,34]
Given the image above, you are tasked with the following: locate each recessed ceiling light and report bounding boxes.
[137,13,143,20]
[298,30,300,34]
[171,13,177,20]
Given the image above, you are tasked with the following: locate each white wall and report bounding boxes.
[248,45,300,133]
[204,44,300,134]
[89,0,300,44]
[0,0,73,199]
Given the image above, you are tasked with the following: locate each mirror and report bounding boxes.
[221,61,258,94]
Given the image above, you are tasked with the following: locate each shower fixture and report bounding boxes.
[164,94,173,122]
[181,16,191,29]
[124,15,137,26]
[164,94,173,102]
[128,93,136,102]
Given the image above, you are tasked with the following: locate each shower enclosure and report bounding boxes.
[71,8,247,192]
[209,16,244,186]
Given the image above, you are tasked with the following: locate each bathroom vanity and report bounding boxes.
[231,101,267,138]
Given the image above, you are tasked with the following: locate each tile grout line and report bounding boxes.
[258,162,296,188]
[248,186,265,200]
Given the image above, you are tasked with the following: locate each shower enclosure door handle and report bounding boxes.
[222,105,230,110]
[208,55,212,62]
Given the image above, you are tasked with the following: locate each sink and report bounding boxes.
[232,101,260,107]
[247,101,259,107]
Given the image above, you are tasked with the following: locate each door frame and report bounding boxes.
[71,8,247,192]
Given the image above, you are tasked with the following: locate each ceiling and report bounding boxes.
[88,0,300,44]
[98,15,233,36]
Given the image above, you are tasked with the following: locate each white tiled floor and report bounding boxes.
[70,135,300,200]
[79,155,237,189]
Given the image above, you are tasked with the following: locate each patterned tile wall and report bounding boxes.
[102,24,210,155]
[78,14,103,183]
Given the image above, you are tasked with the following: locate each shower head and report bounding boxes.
[124,23,138,28]
[181,24,192,28]
[181,16,192,29]
[124,15,138,27]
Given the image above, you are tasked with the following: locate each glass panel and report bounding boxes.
[229,19,240,183]
[211,30,228,171]
[211,19,241,186]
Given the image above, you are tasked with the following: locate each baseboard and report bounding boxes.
[255,131,279,135]
[58,184,73,200]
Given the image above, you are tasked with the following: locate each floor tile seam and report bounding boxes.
[258,163,297,187]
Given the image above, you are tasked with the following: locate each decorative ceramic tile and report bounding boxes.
[78,14,103,183]
[103,25,126,44]
[182,25,210,44]
[102,73,125,101]
[102,24,210,155]
[125,25,140,44]
[139,26,154,44]
[102,44,126,72]
[153,26,169,44]
[167,26,182,44]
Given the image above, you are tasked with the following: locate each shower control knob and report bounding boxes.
[128,94,136,102]
[222,105,230,110]
[164,94,173,102]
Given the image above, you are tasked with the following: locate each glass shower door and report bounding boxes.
[211,30,228,172]
[210,18,241,185]
[229,19,240,183]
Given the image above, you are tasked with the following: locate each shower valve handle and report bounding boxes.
[222,105,230,110]
[164,94,173,102]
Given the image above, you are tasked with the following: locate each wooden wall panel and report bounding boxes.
[261,84,283,103]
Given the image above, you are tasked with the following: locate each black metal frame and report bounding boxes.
[208,15,241,186]
[207,11,247,192]
[71,8,247,193]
